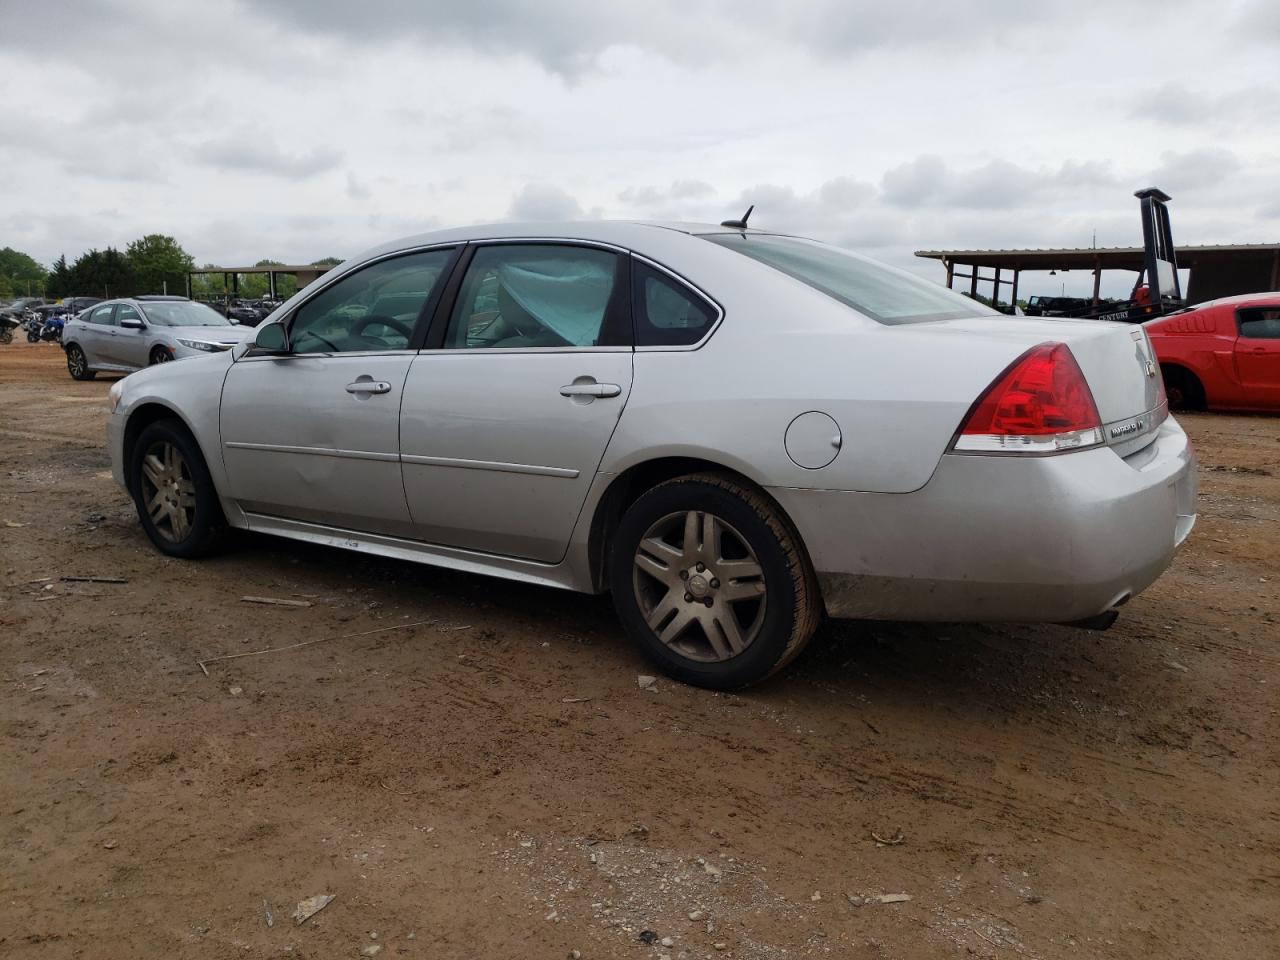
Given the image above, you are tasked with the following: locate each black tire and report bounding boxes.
[609,473,822,689]
[149,346,173,365]
[1162,365,1205,411]
[128,419,226,558]
[65,344,95,380]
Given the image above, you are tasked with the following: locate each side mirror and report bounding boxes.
[120,318,145,330]
[253,320,289,354]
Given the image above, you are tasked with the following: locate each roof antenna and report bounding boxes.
[720,204,754,230]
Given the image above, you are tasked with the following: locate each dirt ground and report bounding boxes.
[1,339,1276,960]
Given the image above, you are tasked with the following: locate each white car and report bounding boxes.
[104,221,1196,688]
[62,296,255,379]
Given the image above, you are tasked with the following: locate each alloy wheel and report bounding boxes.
[67,348,85,377]
[152,348,173,364]
[139,440,196,542]
[632,510,768,663]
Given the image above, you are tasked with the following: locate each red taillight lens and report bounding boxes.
[954,342,1104,454]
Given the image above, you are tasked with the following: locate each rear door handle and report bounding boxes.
[346,380,392,395]
[560,382,621,398]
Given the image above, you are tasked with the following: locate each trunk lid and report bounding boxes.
[924,316,1166,454]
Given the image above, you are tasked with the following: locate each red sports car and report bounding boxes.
[1145,293,1280,412]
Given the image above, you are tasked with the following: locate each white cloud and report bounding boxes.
[508,183,584,221]
[0,0,1275,280]
[1147,149,1242,194]
[190,137,344,179]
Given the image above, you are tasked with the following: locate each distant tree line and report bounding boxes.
[188,256,343,300]
[2,239,342,301]
[0,247,48,299]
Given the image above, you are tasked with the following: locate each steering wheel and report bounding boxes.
[354,315,415,341]
[293,329,342,353]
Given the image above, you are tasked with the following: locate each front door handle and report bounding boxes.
[346,380,392,395]
[560,382,621,398]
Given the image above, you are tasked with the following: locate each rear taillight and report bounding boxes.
[953,342,1103,454]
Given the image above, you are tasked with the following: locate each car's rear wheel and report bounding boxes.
[65,344,95,380]
[129,419,225,558]
[1162,365,1205,411]
[609,473,821,689]
[149,346,173,365]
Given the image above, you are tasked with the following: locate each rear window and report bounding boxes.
[704,233,995,325]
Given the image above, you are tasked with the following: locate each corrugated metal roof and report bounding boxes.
[916,243,1280,270]
[187,265,332,274]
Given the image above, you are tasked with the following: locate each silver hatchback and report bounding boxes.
[105,221,1195,688]
[63,297,254,380]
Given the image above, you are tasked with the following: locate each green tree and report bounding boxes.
[125,234,194,296]
[272,270,299,299]
[189,264,227,300]
[0,247,48,297]
[238,259,296,299]
[0,274,13,299]
[70,248,137,299]
[311,256,342,268]
[45,254,72,299]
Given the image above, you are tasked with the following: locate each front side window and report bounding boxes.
[633,261,717,347]
[116,304,143,325]
[1238,307,1280,339]
[88,304,116,326]
[704,233,995,325]
[443,244,624,349]
[290,248,454,354]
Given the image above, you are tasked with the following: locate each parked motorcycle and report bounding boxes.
[0,314,19,344]
[27,311,67,343]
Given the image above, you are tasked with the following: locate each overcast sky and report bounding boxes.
[2,0,1278,298]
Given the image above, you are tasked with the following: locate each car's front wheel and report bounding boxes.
[65,344,95,380]
[609,473,822,689]
[149,346,173,365]
[129,419,226,558]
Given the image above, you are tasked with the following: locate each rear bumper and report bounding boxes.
[771,417,1196,622]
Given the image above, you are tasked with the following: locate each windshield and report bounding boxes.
[138,301,232,327]
[704,233,996,325]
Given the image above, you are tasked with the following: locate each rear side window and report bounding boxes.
[443,244,626,349]
[704,233,995,325]
[88,305,116,326]
[1238,307,1280,339]
[633,261,718,347]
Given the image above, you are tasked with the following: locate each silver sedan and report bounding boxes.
[105,221,1195,688]
[62,297,254,379]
